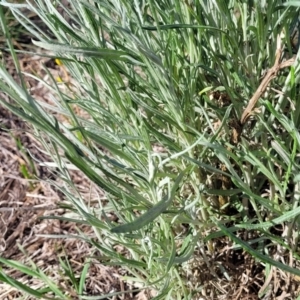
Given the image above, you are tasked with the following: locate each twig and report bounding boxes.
[0,205,56,212]
[240,44,296,125]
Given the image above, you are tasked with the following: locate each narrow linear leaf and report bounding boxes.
[110,194,170,233]
[111,170,187,233]
[215,219,300,277]
[141,24,225,33]
[32,40,136,61]
[236,204,300,230]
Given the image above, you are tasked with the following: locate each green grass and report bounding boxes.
[1,0,300,299]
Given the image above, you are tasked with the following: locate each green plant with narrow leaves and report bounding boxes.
[1,0,300,299]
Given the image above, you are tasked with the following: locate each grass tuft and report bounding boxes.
[1,0,300,298]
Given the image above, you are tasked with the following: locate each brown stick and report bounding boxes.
[240,49,296,125]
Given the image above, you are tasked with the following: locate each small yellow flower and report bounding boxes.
[55,58,63,66]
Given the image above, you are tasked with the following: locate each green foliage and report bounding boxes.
[1,0,300,298]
